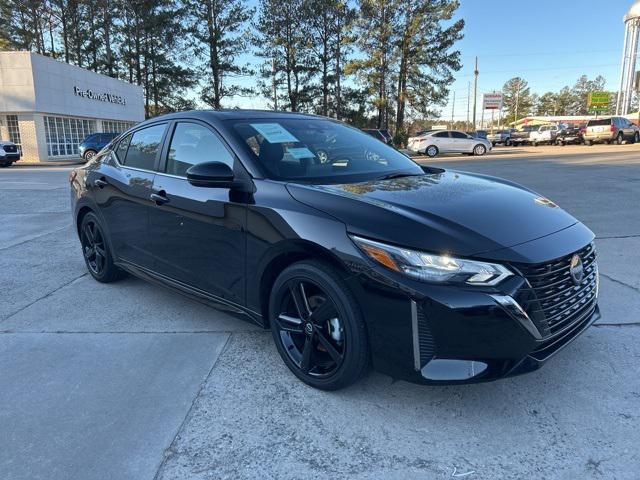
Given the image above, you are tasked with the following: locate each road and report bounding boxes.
[0,145,639,479]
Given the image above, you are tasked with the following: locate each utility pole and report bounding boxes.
[472,57,479,129]
[450,91,456,129]
[466,81,471,130]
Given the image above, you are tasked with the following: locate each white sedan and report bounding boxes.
[407,130,492,157]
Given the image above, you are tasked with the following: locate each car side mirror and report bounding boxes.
[186,162,234,188]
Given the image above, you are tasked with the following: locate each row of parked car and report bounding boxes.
[406,116,640,158]
[487,116,640,148]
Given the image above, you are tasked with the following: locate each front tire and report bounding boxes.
[473,144,487,156]
[79,212,126,283]
[83,150,97,162]
[269,260,369,390]
[0,162,11,168]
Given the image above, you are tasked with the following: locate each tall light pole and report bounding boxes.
[450,91,456,129]
[617,1,640,115]
[466,81,471,130]
[472,57,479,129]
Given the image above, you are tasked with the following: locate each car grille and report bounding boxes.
[515,243,598,339]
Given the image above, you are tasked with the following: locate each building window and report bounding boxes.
[102,120,135,134]
[44,116,96,157]
[6,115,22,150]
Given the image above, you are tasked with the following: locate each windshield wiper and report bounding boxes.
[376,172,423,181]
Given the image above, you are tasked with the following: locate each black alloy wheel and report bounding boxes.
[269,261,368,390]
[80,213,125,283]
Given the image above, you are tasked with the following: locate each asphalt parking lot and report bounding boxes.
[1,143,639,479]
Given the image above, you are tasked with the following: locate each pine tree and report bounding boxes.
[502,77,533,125]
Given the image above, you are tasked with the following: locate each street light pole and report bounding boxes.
[467,81,471,130]
[472,57,479,129]
[451,91,456,129]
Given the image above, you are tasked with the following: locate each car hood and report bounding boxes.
[286,170,579,257]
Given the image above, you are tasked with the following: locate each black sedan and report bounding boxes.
[69,110,600,390]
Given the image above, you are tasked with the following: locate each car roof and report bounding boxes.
[139,109,323,126]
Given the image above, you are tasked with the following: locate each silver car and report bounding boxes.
[407,130,493,157]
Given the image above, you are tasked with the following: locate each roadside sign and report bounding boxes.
[588,92,610,108]
[483,92,503,110]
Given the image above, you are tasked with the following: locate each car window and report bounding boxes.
[433,131,449,138]
[115,133,132,162]
[121,124,166,170]
[166,122,235,177]
[229,118,423,183]
[450,131,467,139]
[588,118,611,127]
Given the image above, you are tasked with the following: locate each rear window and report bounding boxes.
[587,118,611,127]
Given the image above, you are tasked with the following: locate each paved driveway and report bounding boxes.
[0,149,638,479]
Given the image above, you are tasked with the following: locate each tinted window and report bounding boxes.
[588,118,611,127]
[450,131,468,139]
[166,122,235,177]
[433,132,449,138]
[123,124,166,170]
[115,133,132,162]
[229,118,423,182]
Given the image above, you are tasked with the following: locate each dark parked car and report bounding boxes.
[556,124,585,146]
[70,110,600,390]
[362,128,393,145]
[0,141,21,167]
[79,132,120,162]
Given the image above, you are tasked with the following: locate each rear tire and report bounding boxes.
[79,212,126,283]
[425,145,439,158]
[635,132,640,144]
[585,140,592,146]
[269,260,369,391]
[616,133,624,145]
[0,162,11,168]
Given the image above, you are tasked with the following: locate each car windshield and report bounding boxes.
[228,118,423,183]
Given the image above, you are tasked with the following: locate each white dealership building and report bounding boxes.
[0,51,144,163]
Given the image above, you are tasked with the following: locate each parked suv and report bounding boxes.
[583,117,639,145]
[510,125,539,146]
[0,141,21,167]
[79,132,120,162]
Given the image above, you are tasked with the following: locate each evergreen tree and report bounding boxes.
[502,77,533,125]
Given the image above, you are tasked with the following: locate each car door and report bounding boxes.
[148,120,247,305]
[449,131,471,152]
[90,123,168,269]
[430,131,451,152]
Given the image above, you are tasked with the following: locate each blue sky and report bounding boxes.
[445,0,632,121]
[222,0,633,119]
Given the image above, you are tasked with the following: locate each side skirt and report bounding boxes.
[115,259,265,328]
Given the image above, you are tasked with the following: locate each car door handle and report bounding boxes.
[150,191,170,205]
[94,178,108,188]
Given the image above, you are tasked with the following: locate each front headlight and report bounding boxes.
[350,235,513,286]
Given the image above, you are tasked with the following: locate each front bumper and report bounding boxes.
[349,228,599,385]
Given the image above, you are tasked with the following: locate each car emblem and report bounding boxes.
[569,254,584,285]
[304,323,314,336]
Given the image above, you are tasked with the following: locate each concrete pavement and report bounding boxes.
[1,147,639,479]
